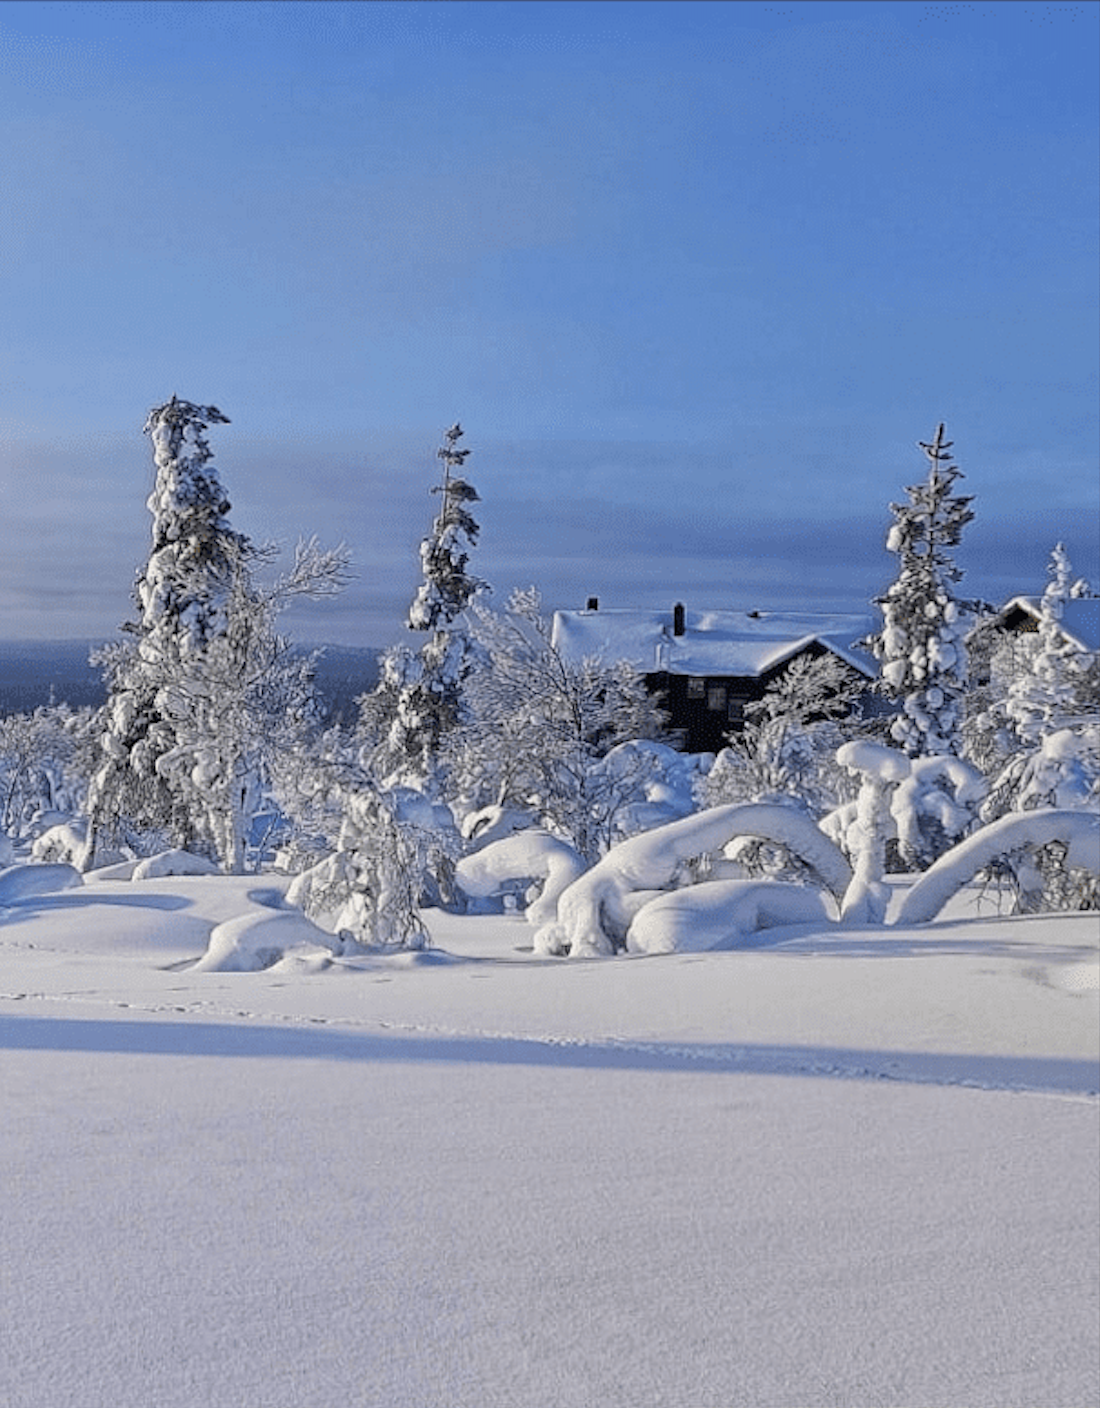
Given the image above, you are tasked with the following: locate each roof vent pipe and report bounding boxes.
[673,602,686,637]
[586,597,599,612]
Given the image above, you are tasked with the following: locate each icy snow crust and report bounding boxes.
[1,871,1097,1408]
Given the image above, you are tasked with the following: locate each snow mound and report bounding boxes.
[194,909,344,972]
[0,862,84,904]
[132,849,221,881]
[627,879,832,954]
[30,822,88,865]
[455,830,586,925]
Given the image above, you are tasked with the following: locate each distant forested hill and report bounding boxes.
[0,641,379,721]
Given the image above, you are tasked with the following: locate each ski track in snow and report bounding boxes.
[2,985,1095,1102]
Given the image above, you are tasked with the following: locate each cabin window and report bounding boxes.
[727,696,747,724]
[707,684,727,712]
[687,677,705,700]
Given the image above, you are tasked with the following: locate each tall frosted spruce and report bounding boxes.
[82,398,243,866]
[371,423,487,784]
[870,424,974,757]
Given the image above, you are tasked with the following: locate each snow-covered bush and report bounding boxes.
[867,424,974,757]
[535,802,852,958]
[454,830,586,925]
[697,657,864,820]
[446,588,670,863]
[895,808,1100,924]
[0,703,99,844]
[626,878,832,955]
[888,753,987,870]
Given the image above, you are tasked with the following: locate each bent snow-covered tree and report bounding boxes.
[368,422,487,786]
[869,424,974,757]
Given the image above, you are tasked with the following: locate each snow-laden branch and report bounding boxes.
[535,802,852,958]
[894,808,1100,925]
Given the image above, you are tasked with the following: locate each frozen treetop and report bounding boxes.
[551,607,877,679]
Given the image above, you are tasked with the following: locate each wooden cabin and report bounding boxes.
[551,601,878,754]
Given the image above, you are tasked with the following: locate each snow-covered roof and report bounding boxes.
[993,596,1100,654]
[551,607,878,679]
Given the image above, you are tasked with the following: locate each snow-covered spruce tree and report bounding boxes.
[367,423,487,787]
[82,398,241,865]
[82,399,348,872]
[868,424,974,758]
[446,587,670,863]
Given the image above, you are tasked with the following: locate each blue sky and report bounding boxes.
[1,0,1097,646]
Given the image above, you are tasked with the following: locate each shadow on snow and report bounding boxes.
[0,1012,1096,1097]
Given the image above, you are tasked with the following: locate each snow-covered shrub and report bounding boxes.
[0,704,99,844]
[535,802,852,958]
[895,808,1100,924]
[30,821,91,866]
[286,781,458,948]
[0,862,83,904]
[866,424,974,757]
[888,754,987,870]
[446,588,670,863]
[454,830,586,925]
[626,879,832,955]
[194,908,344,973]
[696,654,865,818]
[131,849,220,880]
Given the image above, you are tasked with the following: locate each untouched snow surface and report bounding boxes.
[1,870,1097,1408]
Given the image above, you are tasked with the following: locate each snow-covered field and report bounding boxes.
[2,870,1097,1408]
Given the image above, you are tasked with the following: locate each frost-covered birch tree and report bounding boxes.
[1003,543,1094,744]
[868,424,974,757]
[447,588,669,862]
[979,544,1099,825]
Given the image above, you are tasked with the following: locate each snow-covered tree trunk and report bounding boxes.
[868,424,974,758]
[835,740,911,924]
